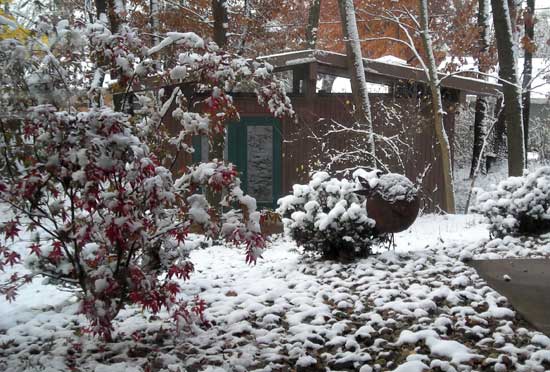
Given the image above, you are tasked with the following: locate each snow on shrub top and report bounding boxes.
[473,167,550,236]
[278,171,373,229]
[278,170,391,259]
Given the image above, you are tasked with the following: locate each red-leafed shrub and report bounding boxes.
[0,15,292,340]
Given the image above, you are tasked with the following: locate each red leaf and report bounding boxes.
[167,262,194,280]
[3,286,17,302]
[164,281,181,296]
[5,251,20,266]
[29,243,42,256]
[3,220,20,241]
[48,242,63,263]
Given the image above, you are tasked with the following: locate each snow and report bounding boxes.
[374,55,408,66]
[532,334,550,347]
[473,166,550,236]
[439,56,549,101]
[391,360,429,372]
[392,213,488,252]
[2,210,550,371]
[295,355,317,367]
[147,32,204,55]
[0,14,18,29]
[328,77,391,94]
[369,172,418,202]
[259,49,504,97]
[284,57,316,66]
[169,65,187,80]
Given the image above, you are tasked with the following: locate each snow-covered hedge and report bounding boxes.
[473,167,550,237]
[277,170,390,260]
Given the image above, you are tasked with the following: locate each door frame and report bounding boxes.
[227,116,282,209]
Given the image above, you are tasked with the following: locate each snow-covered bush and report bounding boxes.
[0,13,292,340]
[473,167,550,237]
[277,170,390,260]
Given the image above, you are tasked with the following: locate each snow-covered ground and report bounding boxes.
[393,213,488,252]
[1,213,550,371]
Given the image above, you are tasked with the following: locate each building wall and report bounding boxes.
[233,91,458,213]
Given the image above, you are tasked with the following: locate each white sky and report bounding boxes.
[537,0,550,10]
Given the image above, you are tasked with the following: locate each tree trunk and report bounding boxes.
[95,0,122,32]
[470,0,490,178]
[209,0,228,211]
[492,0,520,164]
[418,0,456,213]
[212,0,228,48]
[337,0,375,160]
[491,0,525,176]
[150,0,160,45]
[210,0,227,164]
[95,0,106,18]
[522,0,535,160]
[471,97,488,177]
[237,0,250,54]
[94,0,122,109]
[492,96,506,159]
[306,0,321,49]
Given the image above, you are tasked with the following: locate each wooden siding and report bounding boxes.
[161,89,458,213]
[232,92,458,213]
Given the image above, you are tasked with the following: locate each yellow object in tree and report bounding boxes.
[0,1,32,42]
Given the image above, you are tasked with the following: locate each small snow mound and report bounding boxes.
[391,360,429,372]
[397,329,482,364]
[95,363,142,372]
[531,334,550,348]
[296,355,317,367]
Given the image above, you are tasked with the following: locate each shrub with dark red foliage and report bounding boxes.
[0,16,292,340]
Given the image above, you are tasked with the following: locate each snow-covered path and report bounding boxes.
[1,214,550,371]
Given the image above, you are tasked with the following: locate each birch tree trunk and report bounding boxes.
[418,0,456,213]
[491,0,525,176]
[470,0,490,178]
[150,0,160,45]
[338,0,375,161]
[522,0,535,159]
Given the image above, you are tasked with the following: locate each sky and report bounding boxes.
[537,0,550,10]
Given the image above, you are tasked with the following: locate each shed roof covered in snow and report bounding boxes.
[258,49,502,97]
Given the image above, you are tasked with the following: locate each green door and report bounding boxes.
[228,117,282,209]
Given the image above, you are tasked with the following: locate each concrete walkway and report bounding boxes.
[468,259,550,336]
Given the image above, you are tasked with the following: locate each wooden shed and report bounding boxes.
[176,49,501,213]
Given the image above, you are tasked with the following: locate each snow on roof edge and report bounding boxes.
[258,49,502,91]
